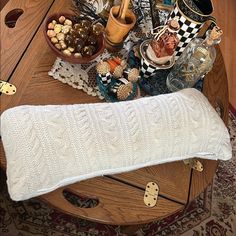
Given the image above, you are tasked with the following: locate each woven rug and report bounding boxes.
[0,111,235,236]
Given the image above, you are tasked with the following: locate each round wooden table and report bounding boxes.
[0,0,229,233]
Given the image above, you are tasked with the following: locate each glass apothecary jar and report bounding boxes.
[166,26,223,92]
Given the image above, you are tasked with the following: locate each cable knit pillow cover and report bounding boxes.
[1,88,232,201]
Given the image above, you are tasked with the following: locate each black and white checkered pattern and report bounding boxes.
[168,7,202,58]
[98,72,112,86]
[140,58,157,78]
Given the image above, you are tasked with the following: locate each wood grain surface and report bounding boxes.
[1,0,54,81]
[189,46,229,201]
[0,143,6,170]
[0,0,9,10]
[111,161,191,204]
[0,0,229,226]
[203,46,229,125]
[189,159,218,201]
[212,0,236,108]
[41,176,183,225]
[0,0,100,114]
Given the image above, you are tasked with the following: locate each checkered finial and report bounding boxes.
[98,72,112,86]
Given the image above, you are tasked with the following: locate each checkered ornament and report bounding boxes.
[168,7,202,59]
[98,72,112,86]
[140,58,157,78]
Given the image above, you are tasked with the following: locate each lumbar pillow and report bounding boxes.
[1,88,232,201]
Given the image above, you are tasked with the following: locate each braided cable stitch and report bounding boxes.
[1,88,232,201]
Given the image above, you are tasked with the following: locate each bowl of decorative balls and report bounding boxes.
[44,13,105,64]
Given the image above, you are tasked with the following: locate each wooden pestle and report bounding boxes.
[117,0,125,20]
[117,0,130,24]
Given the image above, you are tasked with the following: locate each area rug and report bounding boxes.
[0,111,235,236]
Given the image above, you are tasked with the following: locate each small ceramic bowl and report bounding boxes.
[140,39,175,69]
[44,13,105,64]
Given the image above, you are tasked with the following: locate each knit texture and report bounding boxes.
[1,88,232,201]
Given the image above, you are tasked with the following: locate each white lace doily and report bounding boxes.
[48,1,168,100]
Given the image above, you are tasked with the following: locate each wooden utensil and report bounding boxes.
[117,0,125,19]
[117,0,130,24]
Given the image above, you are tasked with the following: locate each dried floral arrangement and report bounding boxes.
[71,0,114,23]
[71,0,151,25]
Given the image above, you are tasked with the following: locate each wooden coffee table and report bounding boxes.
[1,0,229,233]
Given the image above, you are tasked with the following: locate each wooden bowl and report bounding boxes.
[43,13,105,64]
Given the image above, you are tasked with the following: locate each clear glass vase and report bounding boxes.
[166,26,222,92]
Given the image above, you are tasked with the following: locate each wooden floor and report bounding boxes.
[212,0,236,108]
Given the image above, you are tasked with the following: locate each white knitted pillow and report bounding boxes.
[1,88,232,201]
